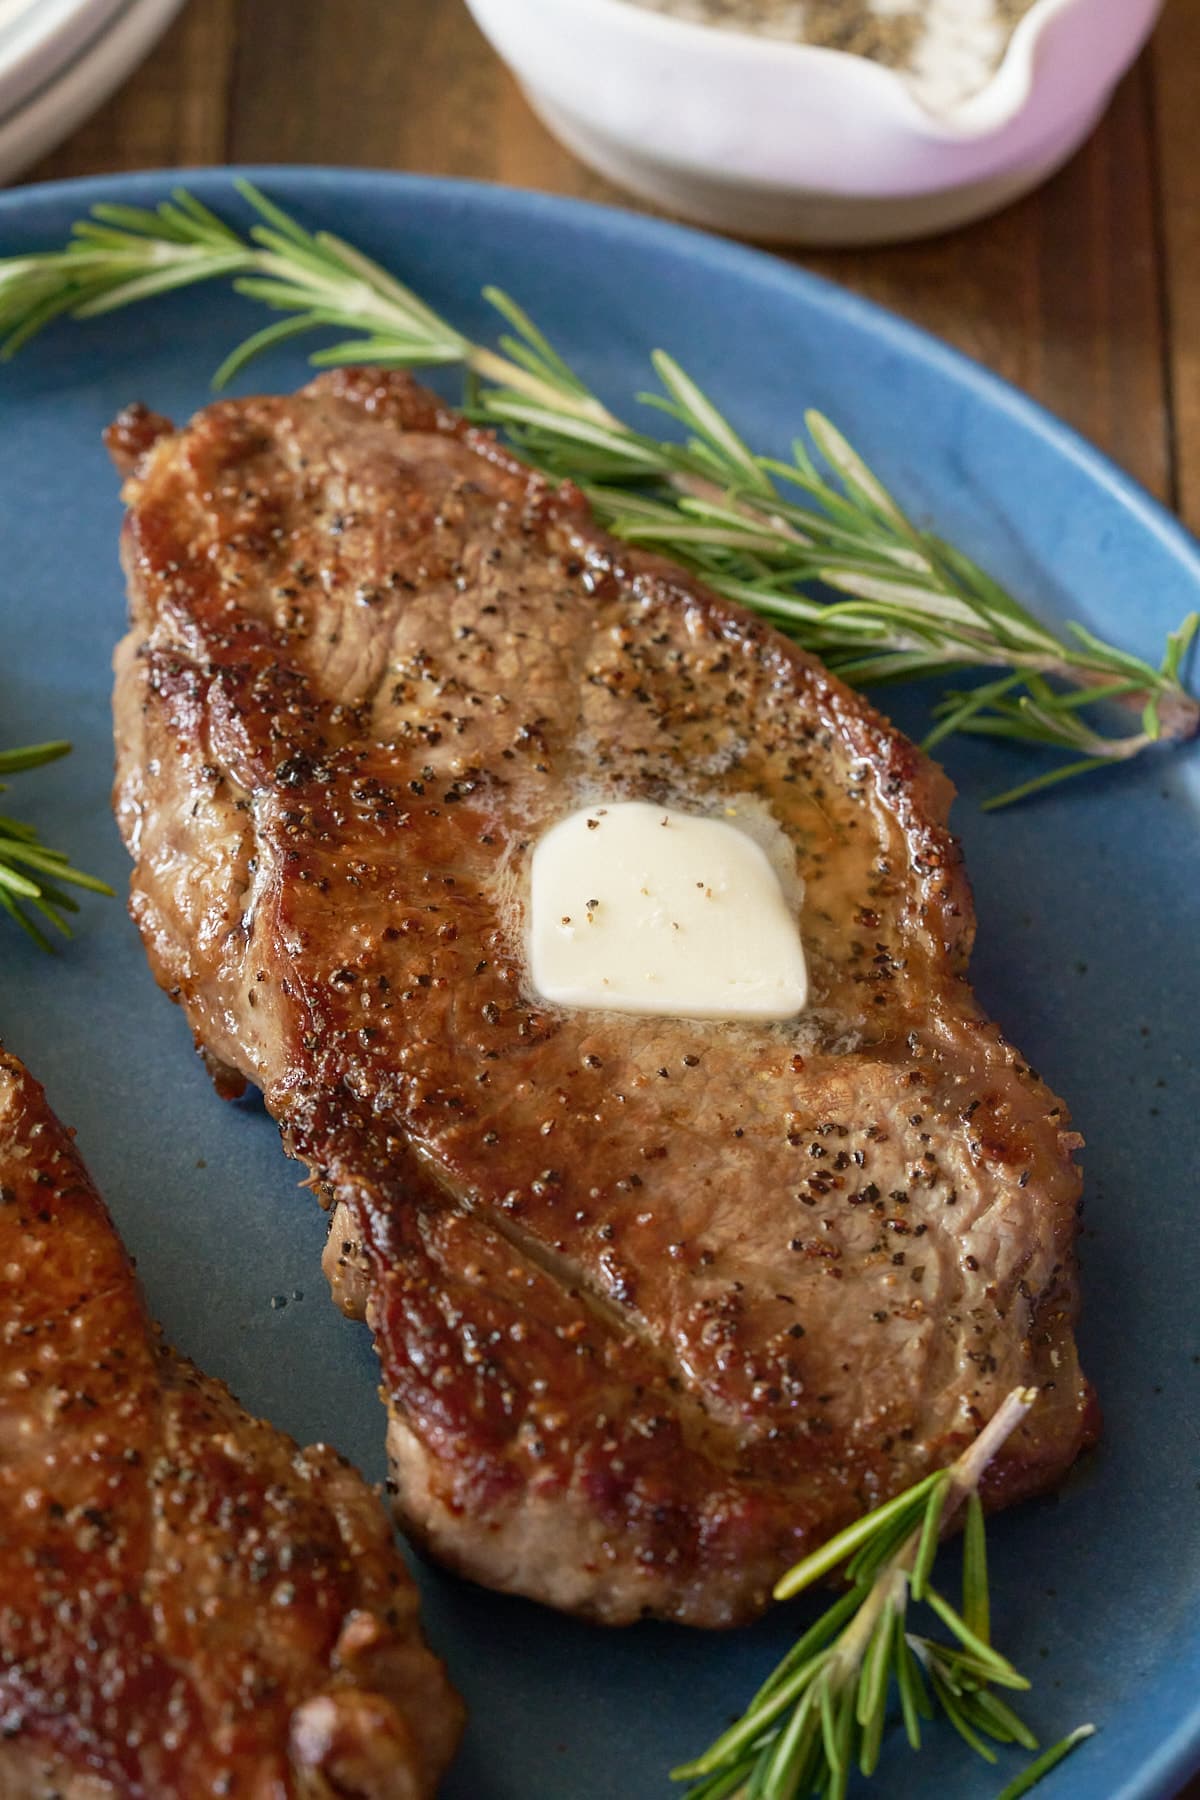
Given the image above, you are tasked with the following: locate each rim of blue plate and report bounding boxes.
[3,164,1199,1800]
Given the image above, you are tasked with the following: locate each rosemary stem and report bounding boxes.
[941,1388,1038,1527]
[4,181,1196,800]
[1156,685,1200,741]
[830,1560,910,1680]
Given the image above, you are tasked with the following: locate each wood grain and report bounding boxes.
[1155,0,1200,531]
[14,7,1200,1790]
[225,0,616,198]
[30,0,237,181]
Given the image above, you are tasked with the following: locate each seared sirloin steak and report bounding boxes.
[0,1047,462,1797]
[110,371,1094,1629]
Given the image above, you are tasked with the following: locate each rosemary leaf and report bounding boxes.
[0,739,113,948]
[971,1689,1039,1751]
[910,1470,952,1601]
[930,1664,1000,1763]
[923,1589,1029,1686]
[689,1762,755,1800]
[0,739,72,774]
[894,1620,928,1748]
[993,1725,1096,1800]
[855,1605,896,1731]
[773,1474,940,1600]
[764,1685,821,1795]
[817,1671,841,1772]
[981,755,1115,812]
[963,1492,990,1645]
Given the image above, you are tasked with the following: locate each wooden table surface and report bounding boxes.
[24,3,1200,1795]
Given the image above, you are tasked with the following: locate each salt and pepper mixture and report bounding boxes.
[619,0,1041,110]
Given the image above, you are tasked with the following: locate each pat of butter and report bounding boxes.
[529,801,807,1021]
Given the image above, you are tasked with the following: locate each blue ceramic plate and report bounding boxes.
[1,170,1197,1800]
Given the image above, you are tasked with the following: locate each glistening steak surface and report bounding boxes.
[0,1046,462,1798]
[110,370,1094,1628]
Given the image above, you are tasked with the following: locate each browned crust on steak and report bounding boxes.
[110,368,1095,1627]
[0,1047,462,1796]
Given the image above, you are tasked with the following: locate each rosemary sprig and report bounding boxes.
[2,182,1196,803]
[0,740,113,950]
[671,1389,1093,1800]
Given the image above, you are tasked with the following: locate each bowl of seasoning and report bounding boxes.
[463,0,1164,244]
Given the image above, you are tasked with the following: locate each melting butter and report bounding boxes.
[528,800,807,1021]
